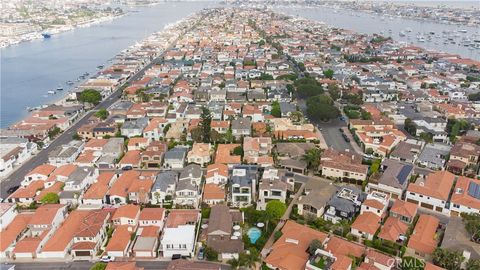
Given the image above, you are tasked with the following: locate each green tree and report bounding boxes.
[302,147,322,171]
[90,262,107,270]
[323,69,334,79]
[308,239,323,255]
[306,94,340,122]
[204,246,218,261]
[95,108,109,120]
[72,133,81,140]
[227,257,240,269]
[327,84,340,100]
[271,101,281,117]
[404,118,417,136]
[191,127,203,143]
[79,89,102,105]
[233,146,243,156]
[433,248,464,270]
[290,111,303,123]
[461,213,480,243]
[40,192,59,204]
[48,127,61,140]
[200,106,212,143]
[265,200,286,231]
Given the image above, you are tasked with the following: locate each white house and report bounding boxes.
[161,225,196,258]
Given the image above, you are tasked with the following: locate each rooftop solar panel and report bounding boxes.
[468,182,480,200]
[397,164,413,185]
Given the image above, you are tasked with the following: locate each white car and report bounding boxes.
[100,255,115,262]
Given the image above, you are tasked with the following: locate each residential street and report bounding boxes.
[10,261,229,270]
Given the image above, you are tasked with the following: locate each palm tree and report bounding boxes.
[302,148,322,172]
[228,257,240,269]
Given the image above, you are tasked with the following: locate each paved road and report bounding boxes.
[10,261,229,270]
[316,118,354,152]
[0,38,179,199]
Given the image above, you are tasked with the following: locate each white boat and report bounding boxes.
[47,90,56,94]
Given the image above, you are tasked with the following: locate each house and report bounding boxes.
[21,164,56,187]
[406,170,455,215]
[363,249,396,270]
[321,149,368,183]
[407,214,440,257]
[112,204,141,228]
[324,187,364,224]
[378,216,409,244]
[366,159,413,200]
[417,143,451,170]
[187,143,212,167]
[390,200,418,224]
[141,141,167,168]
[82,172,117,205]
[163,147,188,169]
[351,212,381,241]
[139,208,165,228]
[121,117,149,137]
[449,176,480,216]
[105,225,134,258]
[243,136,273,164]
[447,140,480,176]
[0,203,17,231]
[230,165,258,207]
[0,213,33,259]
[160,210,199,258]
[231,118,251,139]
[48,140,84,165]
[10,204,67,259]
[206,163,229,185]
[264,220,328,270]
[361,191,389,217]
[132,226,160,258]
[203,183,226,205]
[257,177,288,211]
[38,209,110,259]
[206,205,244,260]
[390,140,424,164]
[297,178,337,218]
[174,176,200,208]
[107,171,155,205]
[215,144,241,166]
[179,164,203,186]
[151,171,177,206]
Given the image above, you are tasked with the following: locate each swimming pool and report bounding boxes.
[247,227,262,244]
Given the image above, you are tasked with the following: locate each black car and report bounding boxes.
[342,133,350,142]
[171,254,182,260]
[6,185,20,194]
[122,165,133,171]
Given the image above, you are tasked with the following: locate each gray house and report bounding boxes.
[179,164,203,186]
[230,165,258,207]
[121,117,149,137]
[151,171,178,205]
[231,118,251,139]
[163,147,188,169]
[323,186,364,224]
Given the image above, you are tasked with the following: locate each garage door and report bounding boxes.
[420,202,434,210]
[136,251,153,257]
[407,198,418,205]
[75,251,91,257]
[451,211,459,217]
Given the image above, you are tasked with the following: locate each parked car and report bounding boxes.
[339,128,344,133]
[197,247,205,260]
[100,255,115,262]
[122,165,133,171]
[342,133,350,142]
[172,254,182,260]
[6,185,20,195]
